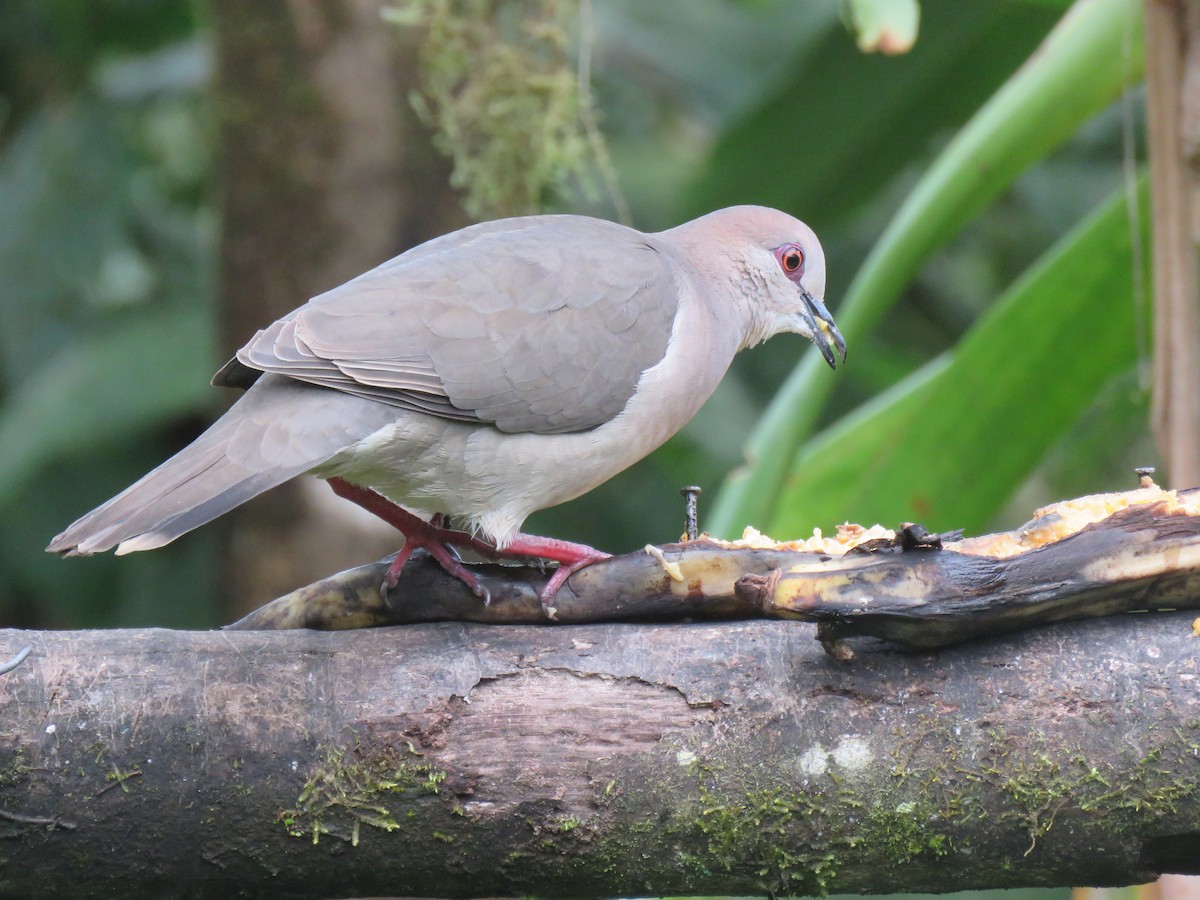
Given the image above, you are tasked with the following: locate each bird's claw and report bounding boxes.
[537,556,604,617]
[381,550,489,605]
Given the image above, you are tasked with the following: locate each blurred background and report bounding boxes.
[0,0,1159,643]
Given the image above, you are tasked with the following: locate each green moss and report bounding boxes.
[581,720,1200,896]
[100,765,140,795]
[0,748,30,789]
[679,760,839,896]
[279,743,448,847]
[692,751,956,892]
[266,708,1200,892]
[859,799,952,866]
[384,0,620,219]
[956,725,1200,855]
[553,815,581,832]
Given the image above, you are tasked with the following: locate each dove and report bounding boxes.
[49,206,845,605]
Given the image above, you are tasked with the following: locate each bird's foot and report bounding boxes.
[494,533,612,615]
[327,477,609,611]
[328,478,493,605]
[535,556,605,618]
[380,522,493,607]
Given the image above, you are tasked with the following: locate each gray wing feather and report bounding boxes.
[47,375,400,556]
[233,216,681,434]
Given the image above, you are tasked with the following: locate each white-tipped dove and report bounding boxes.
[49,206,845,604]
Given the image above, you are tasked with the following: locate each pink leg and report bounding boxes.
[326,477,610,610]
[497,533,611,612]
[327,477,494,603]
[500,533,612,566]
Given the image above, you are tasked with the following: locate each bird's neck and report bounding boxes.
[657,227,763,351]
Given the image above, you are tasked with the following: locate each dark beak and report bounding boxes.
[800,289,847,369]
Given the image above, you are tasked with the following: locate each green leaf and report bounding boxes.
[767,179,1146,538]
[0,304,214,506]
[708,0,1145,537]
[683,0,1060,226]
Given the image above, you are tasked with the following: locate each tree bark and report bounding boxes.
[1145,0,1200,486]
[1,610,1198,899]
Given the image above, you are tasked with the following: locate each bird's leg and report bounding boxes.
[325,478,611,612]
[491,533,612,612]
[536,557,605,613]
[497,533,612,566]
[326,477,492,604]
[443,531,612,611]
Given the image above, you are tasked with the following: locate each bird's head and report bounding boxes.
[675,206,846,368]
[744,208,845,368]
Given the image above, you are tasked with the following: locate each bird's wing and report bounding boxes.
[230,216,682,434]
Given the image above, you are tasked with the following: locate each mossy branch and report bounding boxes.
[1,606,1198,898]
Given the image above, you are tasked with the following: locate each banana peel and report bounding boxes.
[228,477,1200,656]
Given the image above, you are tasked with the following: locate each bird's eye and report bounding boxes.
[782,247,804,274]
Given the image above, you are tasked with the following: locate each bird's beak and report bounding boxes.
[799,289,847,369]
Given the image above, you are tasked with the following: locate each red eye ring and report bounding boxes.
[776,243,805,275]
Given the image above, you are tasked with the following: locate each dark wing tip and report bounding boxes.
[212,358,263,390]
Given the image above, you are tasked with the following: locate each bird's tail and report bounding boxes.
[48,375,397,556]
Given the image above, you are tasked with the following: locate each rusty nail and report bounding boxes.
[681,485,702,541]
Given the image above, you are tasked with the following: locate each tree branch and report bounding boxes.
[1,608,1199,899]
[229,483,1200,657]
[6,483,1199,897]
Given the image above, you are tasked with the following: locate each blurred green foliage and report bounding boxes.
[707,0,1146,536]
[0,0,217,627]
[0,0,1153,639]
[536,0,1151,550]
[772,181,1146,537]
